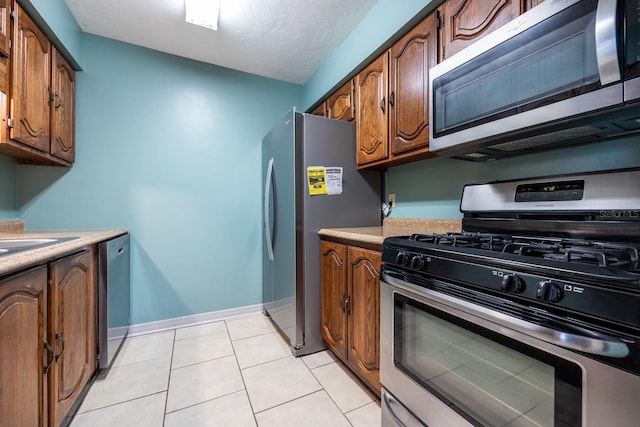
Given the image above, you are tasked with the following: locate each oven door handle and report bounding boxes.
[382,271,631,358]
[382,389,426,427]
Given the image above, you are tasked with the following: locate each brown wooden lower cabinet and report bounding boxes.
[0,247,97,427]
[320,240,381,395]
[49,248,97,426]
[0,266,49,427]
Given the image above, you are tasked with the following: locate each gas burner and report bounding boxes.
[408,233,640,270]
[410,232,511,251]
[504,238,640,269]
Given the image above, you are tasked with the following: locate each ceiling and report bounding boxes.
[64,0,378,85]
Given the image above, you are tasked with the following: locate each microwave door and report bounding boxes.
[594,0,621,85]
[429,0,628,158]
[624,0,640,102]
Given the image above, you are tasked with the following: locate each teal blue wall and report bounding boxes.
[0,156,16,219]
[26,0,83,66]
[302,0,436,110]
[17,34,302,324]
[386,138,640,218]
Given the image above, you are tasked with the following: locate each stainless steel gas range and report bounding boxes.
[380,168,640,427]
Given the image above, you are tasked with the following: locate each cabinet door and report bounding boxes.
[50,48,75,162]
[439,0,523,61]
[0,266,48,427]
[310,102,326,117]
[526,0,544,9]
[355,53,388,166]
[0,53,8,147]
[320,241,348,361]
[49,248,96,427]
[326,80,354,121]
[0,0,10,57]
[11,4,51,152]
[347,246,381,394]
[389,13,438,156]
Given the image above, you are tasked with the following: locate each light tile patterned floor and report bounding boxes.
[71,314,381,427]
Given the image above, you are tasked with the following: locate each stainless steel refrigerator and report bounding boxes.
[262,108,381,356]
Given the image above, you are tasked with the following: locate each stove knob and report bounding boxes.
[536,280,564,303]
[395,252,408,266]
[410,255,426,270]
[501,274,525,294]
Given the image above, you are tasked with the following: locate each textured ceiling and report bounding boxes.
[64,0,378,84]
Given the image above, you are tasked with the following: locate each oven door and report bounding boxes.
[380,270,640,427]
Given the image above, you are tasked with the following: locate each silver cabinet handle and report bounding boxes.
[595,0,621,84]
[263,158,275,261]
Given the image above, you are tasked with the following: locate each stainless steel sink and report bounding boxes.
[0,238,59,249]
[0,237,77,256]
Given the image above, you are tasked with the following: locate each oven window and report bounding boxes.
[394,294,581,427]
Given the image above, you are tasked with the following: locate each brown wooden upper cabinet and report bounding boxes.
[0,0,10,57]
[326,80,354,121]
[310,102,326,117]
[388,12,438,159]
[318,0,538,169]
[437,0,524,61]
[11,4,51,153]
[355,52,388,167]
[356,12,438,169]
[51,49,76,163]
[309,79,354,122]
[0,2,76,166]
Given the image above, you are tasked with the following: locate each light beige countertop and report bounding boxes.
[0,225,127,276]
[319,218,461,248]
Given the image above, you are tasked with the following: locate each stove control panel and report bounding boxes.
[515,179,584,202]
[394,251,430,270]
[382,244,640,330]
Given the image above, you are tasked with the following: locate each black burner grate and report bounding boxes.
[409,232,640,270]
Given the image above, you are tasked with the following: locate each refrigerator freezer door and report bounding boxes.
[263,108,382,357]
[262,109,300,349]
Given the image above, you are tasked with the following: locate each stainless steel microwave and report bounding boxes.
[429,0,640,161]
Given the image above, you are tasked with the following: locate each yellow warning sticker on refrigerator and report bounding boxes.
[307,166,343,196]
[307,167,327,195]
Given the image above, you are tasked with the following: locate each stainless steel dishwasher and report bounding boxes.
[97,233,130,369]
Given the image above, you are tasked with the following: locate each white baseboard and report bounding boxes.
[127,303,265,337]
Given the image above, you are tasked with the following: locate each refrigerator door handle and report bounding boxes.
[264,157,275,261]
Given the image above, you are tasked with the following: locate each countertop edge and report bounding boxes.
[0,229,128,276]
[319,218,462,248]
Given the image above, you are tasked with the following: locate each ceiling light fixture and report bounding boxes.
[185,0,221,31]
